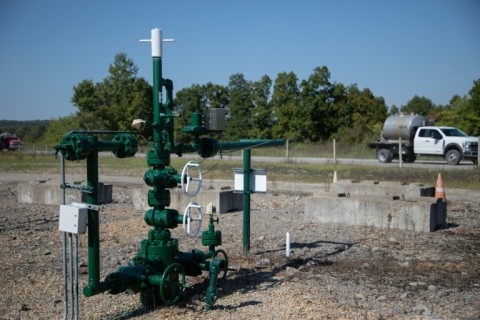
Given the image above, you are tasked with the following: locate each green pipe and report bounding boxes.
[243,149,251,254]
[164,79,174,152]
[153,57,162,149]
[220,139,285,153]
[176,138,286,159]
[86,145,100,292]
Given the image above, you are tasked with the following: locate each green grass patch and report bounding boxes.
[1,151,479,190]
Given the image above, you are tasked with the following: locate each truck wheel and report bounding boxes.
[402,155,417,163]
[377,149,393,163]
[445,149,461,165]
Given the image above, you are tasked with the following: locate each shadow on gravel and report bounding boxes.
[101,240,357,317]
[255,239,355,256]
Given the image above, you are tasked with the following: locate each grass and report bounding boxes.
[1,151,479,190]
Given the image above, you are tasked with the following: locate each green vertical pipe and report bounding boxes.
[153,57,162,149]
[86,142,100,288]
[243,149,251,254]
[164,79,174,152]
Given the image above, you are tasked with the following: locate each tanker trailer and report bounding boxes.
[368,114,425,163]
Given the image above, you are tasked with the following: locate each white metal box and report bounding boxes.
[59,204,88,234]
[234,169,267,193]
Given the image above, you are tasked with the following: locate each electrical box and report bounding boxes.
[59,204,88,234]
[205,108,226,131]
[234,169,267,193]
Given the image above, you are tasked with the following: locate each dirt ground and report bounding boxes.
[0,174,479,319]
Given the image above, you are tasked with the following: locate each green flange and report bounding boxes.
[202,229,222,247]
[144,208,182,229]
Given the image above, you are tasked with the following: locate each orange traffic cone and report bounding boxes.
[434,173,446,203]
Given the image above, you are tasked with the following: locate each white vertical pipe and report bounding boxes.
[286,232,291,257]
[140,28,174,58]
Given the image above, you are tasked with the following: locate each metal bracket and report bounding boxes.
[62,183,94,194]
[70,201,103,212]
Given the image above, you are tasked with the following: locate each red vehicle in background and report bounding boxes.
[0,132,23,150]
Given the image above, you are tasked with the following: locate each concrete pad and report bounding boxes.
[17,181,113,205]
[132,186,243,214]
[331,180,435,199]
[305,194,446,232]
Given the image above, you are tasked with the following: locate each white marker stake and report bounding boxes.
[286,232,291,257]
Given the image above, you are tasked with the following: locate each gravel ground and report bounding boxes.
[0,172,479,320]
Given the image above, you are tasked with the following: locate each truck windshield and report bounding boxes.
[440,128,468,137]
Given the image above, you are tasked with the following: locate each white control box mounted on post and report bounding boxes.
[59,204,88,234]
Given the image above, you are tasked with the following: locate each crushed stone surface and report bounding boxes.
[0,172,479,320]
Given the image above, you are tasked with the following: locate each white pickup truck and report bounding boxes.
[368,115,478,165]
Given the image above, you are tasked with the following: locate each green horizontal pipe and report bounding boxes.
[95,141,129,152]
[219,139,286,153]
[177,138,285,159]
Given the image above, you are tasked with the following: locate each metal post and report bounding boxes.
[61,155,68,320]
[74,234,79,320]
[286,139,289,162]
[243,149,251,254]
[333,139,336,165]
[68,234,74,319]
[399,137,402,168]
[478,137,479,167]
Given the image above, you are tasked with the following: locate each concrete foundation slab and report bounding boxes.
[305,194,446,232]
[132,186,243,214]
[17,181,113,205]
[330,180,436,199]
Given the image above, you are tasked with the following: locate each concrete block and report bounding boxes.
[18,181,78,205]
[17,181,112,205]
[81,183,112,204]
[219,191,243,213]
[132,186,243,214]
[331,180,435,199]
[305,194,447,232]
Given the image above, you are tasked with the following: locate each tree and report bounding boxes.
[331,84,387,143]
[225,73,254,140]
[435,95,465,127]
[42,115,81,144]
[435,79,480,136]
[401,95,434,116]
[271,72,300,140]
[250,75,273,139]
[388,105,400,116]
[464,79,480,136]
[299,66,334,142]
[70,53,152,132]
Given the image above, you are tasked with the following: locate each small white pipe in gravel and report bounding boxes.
[286,232,291,257]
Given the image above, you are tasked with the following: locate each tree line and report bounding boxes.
[0,120,49,142]
[12,53,480,144]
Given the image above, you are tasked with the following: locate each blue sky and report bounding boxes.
[1,0,479,120]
